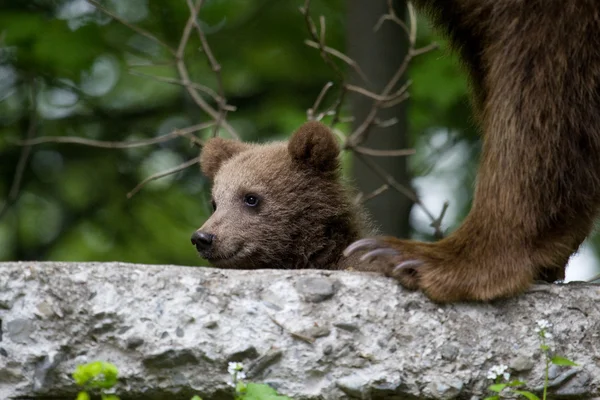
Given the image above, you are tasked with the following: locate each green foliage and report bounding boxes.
[235,383,293,400]
[73,361,120,400]
[0,0,354,264]
[550,356,578,367]
[72,359,292,400]
[484,320,578,400]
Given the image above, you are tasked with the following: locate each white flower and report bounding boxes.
[237,371,247,380]
[545,332,554,339]
[535,319,552,331]
[487,364,510,381]
[227,362,244,376]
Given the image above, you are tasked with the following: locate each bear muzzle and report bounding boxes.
[191,230,214,253]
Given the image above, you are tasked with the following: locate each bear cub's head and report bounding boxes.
[191,121,368,270]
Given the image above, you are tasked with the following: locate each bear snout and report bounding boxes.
[191,231,215,251]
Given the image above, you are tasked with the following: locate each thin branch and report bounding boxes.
[128,70,219,103]
[411,42,439,57]
[299,0,344,80]
[307,81,334,120]
[429,201,449,239]
[87,0,176,56]
[380,91,410,108]
[304,40,369,84]
[127,61,177,68]
[176,0,239,139]
[16,122,213,149]
[585,273,600,283]
[0,82,38,220]
[373,117,399,128]
[345,80,412,103]
[330,86,347,127]
[301,0,445,235]
[348,3,437,145]
[352,146,416,157]
[354,184,389,205]
[90,0,239,140]
[186,0,229,136]
[355,152,447,237]
[374,0,409,35]
[126,157,200,199]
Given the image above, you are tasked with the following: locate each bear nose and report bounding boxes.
[191,231,214,250]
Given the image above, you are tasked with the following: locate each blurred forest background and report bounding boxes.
[0,0,598,281]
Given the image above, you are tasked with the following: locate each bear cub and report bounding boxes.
[191,121,372,270]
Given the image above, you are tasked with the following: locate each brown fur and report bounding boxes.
[347,0,600,302]
[193,122,371,270]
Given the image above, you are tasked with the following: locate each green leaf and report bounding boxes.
[76,391,91,400]
[237,383,293,400]
[101,395,121,400]
[489,383,508,393]
[513,390,541,400]
[550,356,578,367]
[540,344,550,351]
[483,396,500,400]
[507,380,527,387]
[72,361,119,389]
[190,396,203,400]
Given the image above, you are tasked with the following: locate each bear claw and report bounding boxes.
[393,259,424,273]
[360,248,399,262]
[343,238,379,257]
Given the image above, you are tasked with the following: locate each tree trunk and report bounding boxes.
[346,0,413,238]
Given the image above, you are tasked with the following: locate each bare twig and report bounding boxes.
[299,0,344,80]
[585,272,600,283]
[0,82,38,220]
[302,0,445,235]
[329,86,347,127]
[128,70,219,103]
[307,81,334,120]
[16,122,212,149]
[348,2,438,145]
[374,0,409,35]
[354,184,389,205]
[176,0,239,139]
[87,0,176,56]
[126,157,201,199]
[186,0,229,136]
[345,80,412,104]
[430,201,449,239]
[304,40,369,84]
[89,0,239,139]
[352,146,416,157]
[355,153,446,237]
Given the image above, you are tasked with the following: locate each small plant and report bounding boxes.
[227,362,293,400]
[72,361,120,400]
[484,319,578,400]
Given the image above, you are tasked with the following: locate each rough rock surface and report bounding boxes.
[0,261,599,400]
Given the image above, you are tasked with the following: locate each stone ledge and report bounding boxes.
[0,261,599,399]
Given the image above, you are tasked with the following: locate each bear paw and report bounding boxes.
[344,236,533,303]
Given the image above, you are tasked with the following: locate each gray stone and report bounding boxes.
[440,344,459,361]
[510,355,535,372]
[294,276,337,303]
[336,373,370,397]
[6,318,34,344]
[0,261,599,400]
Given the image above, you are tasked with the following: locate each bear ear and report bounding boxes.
[200,137,252,179]
[288,121,340,173]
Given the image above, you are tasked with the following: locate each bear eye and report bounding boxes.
[211,199,217,211]
[243,194,259,207]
